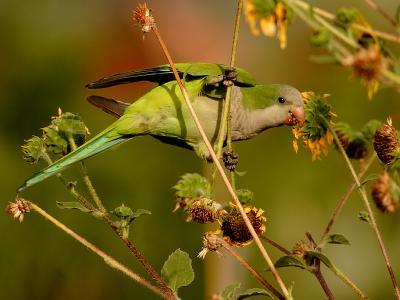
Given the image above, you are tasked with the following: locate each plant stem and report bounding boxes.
[222,241,285,300]
[67,136,106,212]
[314,261,335,300]
[363,0,399,29]
[28,201,170,300]
[150,11,291,300]
[43,148,175,298]
[319,154,376,244]
[328,123,400,299]
[293,0,400,43]
[261,235,291,255]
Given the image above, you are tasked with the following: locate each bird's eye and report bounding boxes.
[278,97,286,104]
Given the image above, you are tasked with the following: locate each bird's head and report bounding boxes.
[273,84,305,126]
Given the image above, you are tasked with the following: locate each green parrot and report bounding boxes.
[18,63,304,192]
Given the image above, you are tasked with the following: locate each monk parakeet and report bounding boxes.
[18,63,304,192]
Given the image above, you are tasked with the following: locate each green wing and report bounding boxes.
[86,62,256,89]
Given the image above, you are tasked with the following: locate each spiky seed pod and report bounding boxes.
[371,171,400,213]
[187,197,223,224]
[221,205,266,247]
[6,198,31,223]
[132,3,155,33]
[222,151,239,171]
[373,118,400,165]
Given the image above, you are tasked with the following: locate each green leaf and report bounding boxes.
[173,173,211,199]
[358,210,372,224]
[132,208,152,218]
[56,201,91,212]
[309,55,339,64]
[307,251,333,269]
[309,28,331,48]
[274,255,307,270]
[237,189,254,205]
[237,288,273,299]
[21,136,47,164]
[161,249,194,293]
[360,174,380,186]
[221,282,241,300]
[326,234,350,245]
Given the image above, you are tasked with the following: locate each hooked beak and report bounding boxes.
[284,106,305,126]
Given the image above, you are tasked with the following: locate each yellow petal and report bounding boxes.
[260,16,276,37]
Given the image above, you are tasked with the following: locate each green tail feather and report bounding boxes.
[17,134,130,192]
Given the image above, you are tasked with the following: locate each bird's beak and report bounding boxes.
[284,106,305,126]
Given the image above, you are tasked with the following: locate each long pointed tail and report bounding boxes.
[17,132,131,192]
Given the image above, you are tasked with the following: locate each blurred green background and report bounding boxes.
[1,1,399,299]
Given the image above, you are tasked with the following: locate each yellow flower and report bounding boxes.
[292,93,335,160]
[243,0,290,49]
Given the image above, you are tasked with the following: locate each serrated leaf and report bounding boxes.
[236,288,273,299]
[161,249,194,293]
[326,234,350,245]
[274,255,307,270]
[360,174,380,186]
[56,201,91,212]
[173,173,211,198]
[221,282,241,300]
[309,55,338,64]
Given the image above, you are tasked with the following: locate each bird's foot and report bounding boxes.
[206,67,238,87]
[222,150,239,171]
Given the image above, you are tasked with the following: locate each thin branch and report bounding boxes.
[149,7,291,299]
[328,122,400,299]
[43,147,175,299]
[261,235,291,255]
[67,136,106,212]
[319,154,376,243]
[314,261,336,300]
[293,0,400,43]
[363,0,399,29]
[28,201,169,300]
[222,241,285,300]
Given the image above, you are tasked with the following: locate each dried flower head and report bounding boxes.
[292,92,335,160]
[222,151,239,171]
[371,171,400,213]
[186,197,223,224]
[6,198,31,222]
[292,241,312,257]
[221,204,266,247]
[243,0,291,49]
[198,231,223,259]
[373,118,400,165]
[343,47,387,99]
[133,3,155,33]
[333,123,369,160]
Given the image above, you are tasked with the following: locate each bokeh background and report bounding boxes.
[1,1,399,299]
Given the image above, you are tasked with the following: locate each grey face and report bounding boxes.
[272,84,305,126]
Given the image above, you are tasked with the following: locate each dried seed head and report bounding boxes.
[373,118,400,165]
[6,198,31,222]
[221,205,266,247]
[371,171,400,213]
[198,232,223,259]
[292,241,312,257]
[133,3,155,33]
[187,197,223,224]
[343,47,386,98]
